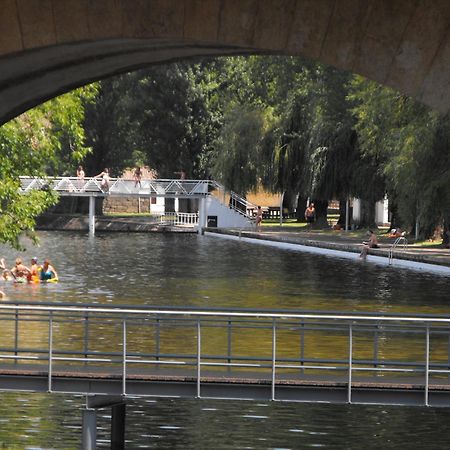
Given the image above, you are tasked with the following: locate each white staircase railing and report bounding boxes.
[208,180,257,222]
[388,235,408,265]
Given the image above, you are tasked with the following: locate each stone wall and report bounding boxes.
[103,196,152,214]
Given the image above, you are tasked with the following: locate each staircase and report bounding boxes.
[206,182,257,228]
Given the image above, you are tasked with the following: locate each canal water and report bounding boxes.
[1,231,450,448]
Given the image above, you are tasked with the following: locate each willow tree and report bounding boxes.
[0,86,95,249]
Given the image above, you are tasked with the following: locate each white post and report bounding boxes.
[89,196,96,236]
[198,197,206,232]
[82,408,97,450]
[279,191,285,227]
[174,197,179,213]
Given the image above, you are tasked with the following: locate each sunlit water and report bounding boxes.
[0,231,450,448]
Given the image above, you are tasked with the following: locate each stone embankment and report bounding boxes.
[36,215,196,233]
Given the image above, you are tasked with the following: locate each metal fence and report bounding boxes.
[1,302,450,404]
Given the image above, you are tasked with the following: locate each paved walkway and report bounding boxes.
[209,227,450,268]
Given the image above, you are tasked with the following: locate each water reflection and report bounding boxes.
[0,231,450,447]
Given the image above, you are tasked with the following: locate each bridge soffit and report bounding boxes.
[1,0,450,123]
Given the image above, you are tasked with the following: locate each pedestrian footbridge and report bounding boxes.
[19,177,256,233]
[1,302,450,447]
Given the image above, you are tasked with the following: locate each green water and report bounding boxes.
[0,231,449,448]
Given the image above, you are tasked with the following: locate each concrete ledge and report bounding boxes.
[36,215,197,233]
[205,228,450,275]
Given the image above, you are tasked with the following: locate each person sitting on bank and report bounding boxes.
[360,230,379,260]
[10,258,31,281]
[40,259,58,282]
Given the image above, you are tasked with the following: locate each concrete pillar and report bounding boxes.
[198,197,206,232]
[82,408,97,450]
[89,196,96,236]
[111,403,126,450]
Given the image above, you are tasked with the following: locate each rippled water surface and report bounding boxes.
[0,231,450,448]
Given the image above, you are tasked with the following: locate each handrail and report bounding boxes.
[1,302,450,323]
[0,302,449,406]
[388,234,408,265]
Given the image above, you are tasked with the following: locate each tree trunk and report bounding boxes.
[443,217,450,248]
[312,199,329,228]
[337,199,352,228]
[358,199,377,229]
[296,195,307,222]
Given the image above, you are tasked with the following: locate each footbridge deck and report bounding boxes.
[1,302,450,407]
[19,176,256,233]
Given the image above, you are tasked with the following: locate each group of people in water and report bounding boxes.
[0,257,58,298]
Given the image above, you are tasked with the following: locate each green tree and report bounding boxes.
[0,87,95,248]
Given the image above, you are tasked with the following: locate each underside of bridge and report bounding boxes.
[1,0,450,124]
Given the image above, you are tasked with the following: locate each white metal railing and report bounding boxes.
[158,212,199,226]
[0,302,450,405]
[19,177,213,197]
[19,177,257,220]
[208,180,257,221]
[389,235,408,265]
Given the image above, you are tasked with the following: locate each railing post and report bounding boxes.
[84,311,89,364]
[155,316,160,362]
[271,319,276,401]
[447,327,450,379]
[14,306,19,364]
[82,408,97,450]
[300,320,305,374]
[227,319,232,374]
[373,323,379,369]
[348,323,353,404]
[122,319,127,396]
[425,323,430,406]
[197,320,201,398]
[48,311,53,392]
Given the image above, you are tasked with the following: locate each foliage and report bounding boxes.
[0,86,96,248]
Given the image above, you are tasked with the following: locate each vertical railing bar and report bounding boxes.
[425,323,430,406]
[348,322,352,404]
[447,326,450,380]
[271,318,276,401]
[14,306,19,364]
[48,311,53,393]
[197,320,201,398]
[300,320,305,374]
[156,316,160,362]
[83,311,89,365]
[227,319,232,374]
[122,319,127,396]
[373,323,379,369]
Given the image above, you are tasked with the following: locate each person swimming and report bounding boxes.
[11,258,31,282]
[40,259,58,282]
[28,257,42,282]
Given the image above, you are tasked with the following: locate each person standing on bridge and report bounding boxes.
[95,168,110,192]
[77,165,85,180]
[134,166,142,188]
[76,165,85,190]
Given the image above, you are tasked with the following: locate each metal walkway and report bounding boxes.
[19,176,257,234]
[1,301,450,407]
[3,301,450,448]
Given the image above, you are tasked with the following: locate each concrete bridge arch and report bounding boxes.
[1,0,450,124]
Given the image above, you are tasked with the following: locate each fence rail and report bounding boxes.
[1,302,450,405]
